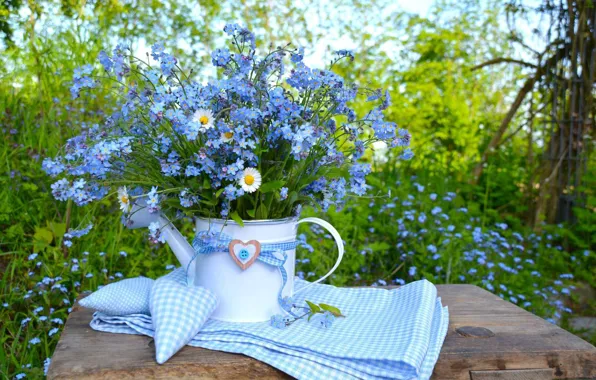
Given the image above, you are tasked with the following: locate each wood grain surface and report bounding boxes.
[47,284,596,379]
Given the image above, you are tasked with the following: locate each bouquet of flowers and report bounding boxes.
[43,24,412,231]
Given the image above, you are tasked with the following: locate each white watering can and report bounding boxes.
[126,204,344,322]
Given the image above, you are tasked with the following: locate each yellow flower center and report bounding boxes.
[224,132,234,139]
[120,195,129,204]
[199,116,209,125]
[244,174,255,185]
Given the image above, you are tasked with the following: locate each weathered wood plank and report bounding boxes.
[470,369,554,380]
[47,285,596,379]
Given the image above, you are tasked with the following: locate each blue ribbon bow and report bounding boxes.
[187,231,299,315]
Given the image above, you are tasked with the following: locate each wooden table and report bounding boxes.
[47,285,596,379]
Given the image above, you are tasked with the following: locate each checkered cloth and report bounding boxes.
[79,276,154,315]
[84,269,449,379]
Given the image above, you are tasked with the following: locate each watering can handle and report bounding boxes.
[293,217,344,294]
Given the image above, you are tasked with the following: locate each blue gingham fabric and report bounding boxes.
[84,268,449,379]
[151,277,218,363]
[82,269,449,379]
[78,276,154,315]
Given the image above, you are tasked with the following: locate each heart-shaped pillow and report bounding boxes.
[79,276,154,316]
[151,278,218,364]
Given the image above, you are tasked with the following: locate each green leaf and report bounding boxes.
[33,227,53,249]
[305,300,321,313]
[287,191,298,205]
[202,178,211,189]
[246,209,256,218]
[215,188,225,198]
[259,180,286,194]
[230,211,244,227]
[49,222,66,238]
[255,203,268,219]
[319,303,345,317]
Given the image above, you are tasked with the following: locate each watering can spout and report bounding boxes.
[126,203,196,283]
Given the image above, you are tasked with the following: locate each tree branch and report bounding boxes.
[471,44,570,184]
[471,57,539,71]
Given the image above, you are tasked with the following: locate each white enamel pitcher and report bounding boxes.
[127,205,344,322]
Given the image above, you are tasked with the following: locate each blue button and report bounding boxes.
[239,249,250,260]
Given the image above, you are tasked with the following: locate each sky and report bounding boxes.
[396,0,433,16]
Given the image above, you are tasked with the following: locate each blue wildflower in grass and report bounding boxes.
[431,206,442,215]
[15,373,26,379]
[44,358,51,376]
[418,213,427,223]
[429,193,437,201]
[49,327,60,337]
[28,337,41,346]
[398,147,414,160]
[279,187,289,200]
[427,244,437,254]
[408,266,417,276]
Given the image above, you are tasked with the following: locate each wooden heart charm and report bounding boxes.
[228,240,261,270]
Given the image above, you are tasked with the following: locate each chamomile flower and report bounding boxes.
[221,131,234,142]
[117,186,131,213]
[192,109,214,130]
[239,167,262,193]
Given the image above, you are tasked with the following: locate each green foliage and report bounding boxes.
[296,159,593,325]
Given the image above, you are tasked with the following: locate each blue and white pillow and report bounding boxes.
[151,276,218,364]
[79,276,154,316]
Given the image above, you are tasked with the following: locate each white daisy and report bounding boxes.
[192,108,214,130]
[117,186,131,213]
[238,167,262,193]
[221,131,234,142]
